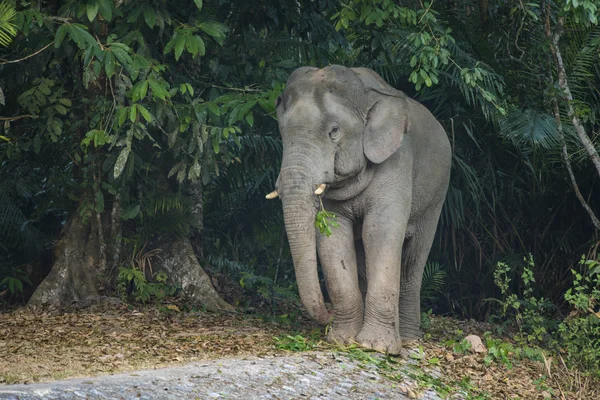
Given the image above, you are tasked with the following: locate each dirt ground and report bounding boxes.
[0,304,598,399]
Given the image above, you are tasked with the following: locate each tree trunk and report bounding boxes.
[187,180,203,258]
[155,235,234,312]
[110,193,123,270]
[28,213,101,307]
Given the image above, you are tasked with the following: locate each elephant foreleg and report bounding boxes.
[316,216,363,344]
[356,205,408,355]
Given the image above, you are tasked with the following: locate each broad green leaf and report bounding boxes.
[174,34,186,60]
[149,79,167,100]
[206,102,220,116]
[212,138,220,154]
[59,98,72,107]
[189,161,201,180]
[228,105,241,125]
[112,46,133,70]
[185,34,199,57]
[129,104,137,122]
[163,34,177,55]
[67,25,83,47]
[143,6,157,28]
[168,161,185,178]
[55,24,68,48]
[194,0,203,11]
[197,21,228,45]
[196,35,206,56]
[186,83,194,96]
[245,112,254,127]
[71,25,98,48]
[97,0,113,20]
[104,51,115,78]
[95,190,105,213]
[137,104,152,122]
[139,80,148,100]
[54,104,68,115]
[117,107,127,126]
[113,147,130,178]
[87,1,99,22]
[198,21,222,37]
[168,129,179,148]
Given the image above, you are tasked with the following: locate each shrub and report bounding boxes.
[492,254,600,376]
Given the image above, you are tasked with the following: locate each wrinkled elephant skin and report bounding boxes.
[272,65,451,354]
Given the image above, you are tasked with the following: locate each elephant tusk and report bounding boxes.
[265,190,279,200]
[314,183,327,195]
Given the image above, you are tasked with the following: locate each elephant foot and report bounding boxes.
[356,325,402,355]
[326,319,362,346]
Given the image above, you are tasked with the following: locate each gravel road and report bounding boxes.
[0,352,433,400]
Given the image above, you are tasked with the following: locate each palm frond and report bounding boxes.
[498,108,562,151]
[0,1,17,47]
[421,262,447,303]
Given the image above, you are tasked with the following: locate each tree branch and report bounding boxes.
[551,97,600,231]
[548,17,600,178]
[0,115,35,121]
[0,42,54,65]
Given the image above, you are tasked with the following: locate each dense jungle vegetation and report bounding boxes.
[0,0,599,378]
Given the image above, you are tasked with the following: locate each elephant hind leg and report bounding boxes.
[399,206,444,340]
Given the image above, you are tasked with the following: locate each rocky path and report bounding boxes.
[0,352,421,400]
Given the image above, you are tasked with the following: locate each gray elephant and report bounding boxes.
[266,65,451,354]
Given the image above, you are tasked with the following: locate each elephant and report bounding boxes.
[266,65,451,354]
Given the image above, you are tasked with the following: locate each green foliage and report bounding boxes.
[452,338,472,355]
[491,255,555,343]
[482,333,545,369]
[117,267,177,304]
[0,267,31,297]
[492,255,600,376]
[316,197,340,238]
[315,209,339,238]
[0,1,17,47]
[421,262,446,305]
[557,256,600,373]
[0,0,598,358]
[273,333,321,352]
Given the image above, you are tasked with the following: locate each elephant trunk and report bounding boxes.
[278,146,331,325]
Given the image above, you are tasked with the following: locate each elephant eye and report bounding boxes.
[276,96,283,108]
[329,126,340,140]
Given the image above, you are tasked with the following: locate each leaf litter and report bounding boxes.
[0,303,310,385]
[0,305,598,399]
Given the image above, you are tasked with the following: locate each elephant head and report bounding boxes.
[269,65,411,324]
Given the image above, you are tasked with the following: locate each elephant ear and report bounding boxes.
[351,67,411,164]
[363,93,411,164]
